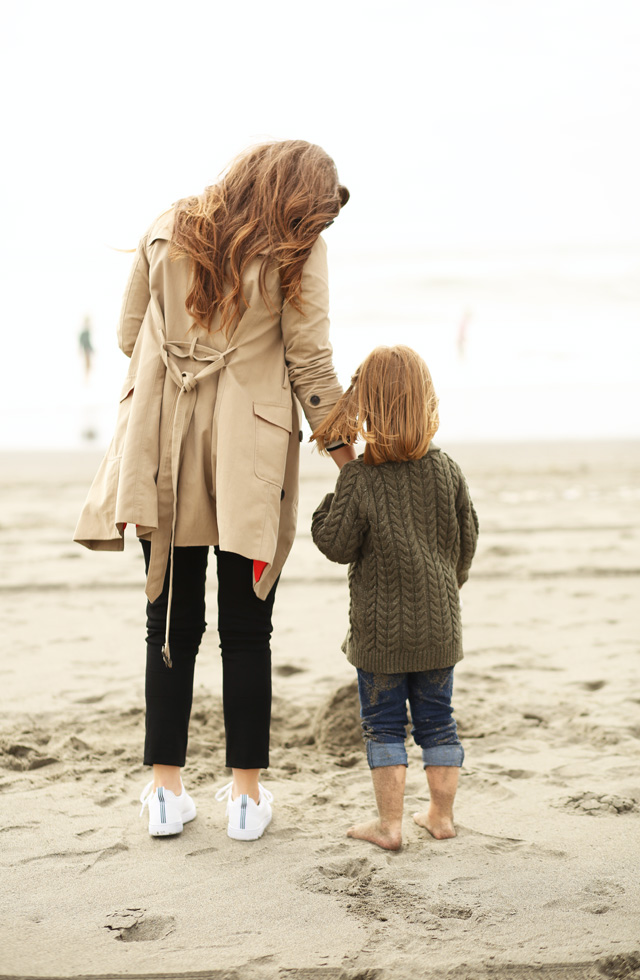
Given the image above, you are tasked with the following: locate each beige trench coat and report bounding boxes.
[74,208,343,608]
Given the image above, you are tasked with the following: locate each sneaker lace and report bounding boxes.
[139,780,154,817]
[214,780,233,802]
[258,783,274,803]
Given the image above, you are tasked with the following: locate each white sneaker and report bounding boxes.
[139,781,197,837]
[215,781,273,841]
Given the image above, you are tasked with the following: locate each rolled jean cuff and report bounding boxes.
[421,744,464,768]
[366,740,408,769]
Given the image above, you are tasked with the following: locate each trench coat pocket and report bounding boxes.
[109,376,136,459]
[253,401,292,487]
[119,376,136,401]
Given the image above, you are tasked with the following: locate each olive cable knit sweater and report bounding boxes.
[311,445,479,673]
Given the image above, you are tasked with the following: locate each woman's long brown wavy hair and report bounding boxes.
[312,346,440,465]
[170,140,349,335]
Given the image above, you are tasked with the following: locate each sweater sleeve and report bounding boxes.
[311,463,367,564]
[455,472,479,587]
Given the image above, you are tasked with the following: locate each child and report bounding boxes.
[311,345,478,851]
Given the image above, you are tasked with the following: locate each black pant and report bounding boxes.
[141,540,277,770]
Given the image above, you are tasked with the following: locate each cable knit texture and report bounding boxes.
[311,445,479,673]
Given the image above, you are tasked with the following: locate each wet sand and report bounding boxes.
[0,442,639,980]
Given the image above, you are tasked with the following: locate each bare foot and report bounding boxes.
[347,818,402,851]
[412,809,456,840]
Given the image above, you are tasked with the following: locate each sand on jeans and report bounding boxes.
[0,442,639,980]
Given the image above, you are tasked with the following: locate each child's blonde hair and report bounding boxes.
[313,345,439,465]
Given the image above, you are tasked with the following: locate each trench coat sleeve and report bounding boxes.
[455,470,479,588]
[117,236,150,357]
[311,462,368,564]
[280,235,343,432]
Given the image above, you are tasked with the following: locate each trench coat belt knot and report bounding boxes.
[147,334,237,667]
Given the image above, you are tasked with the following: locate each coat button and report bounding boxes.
[310,394,320,406]
[281,489,285,500]
[298,430,303,442]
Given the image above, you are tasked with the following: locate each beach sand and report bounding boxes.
[0,441,639,980]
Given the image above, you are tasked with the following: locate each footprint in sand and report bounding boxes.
[90,842,129,866]
[304,856,374,890]
[104,908,175,942]
[186,846,218,858]
[300,857,380,907]
[460,828,565,859]
[273,664,306,677]
[20,840,128,866]
[0,744,58,771]
[462,775,516,802]
[431,904,473,919]
[582,878,624,899]
[480,764,536,780]
[598,952,640,979]
[455,826,527,852]
[0,823,39,834]
[301,857,473,928]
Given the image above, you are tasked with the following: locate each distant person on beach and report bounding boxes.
[74,141,354,840]
[456,308,472,360]
[78,315,94,381]
[311,346,478,850]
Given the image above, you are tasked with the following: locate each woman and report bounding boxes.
[74,140,354,840]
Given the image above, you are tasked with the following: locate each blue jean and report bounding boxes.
[356,667,464,769]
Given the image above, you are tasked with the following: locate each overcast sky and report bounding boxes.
[1,0,639,449]
[3,0,640,258]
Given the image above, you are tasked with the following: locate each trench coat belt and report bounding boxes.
[146,335,237,667]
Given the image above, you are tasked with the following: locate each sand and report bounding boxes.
[0,441,639,980]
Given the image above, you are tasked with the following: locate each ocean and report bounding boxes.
[4,244,639,451]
